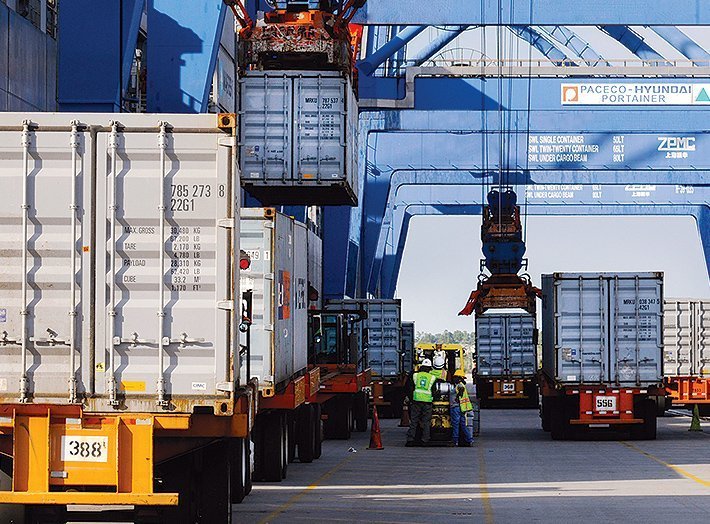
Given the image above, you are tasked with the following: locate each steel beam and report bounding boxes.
[146,0,227,112]
[409,26,470,66]
[352,1,710,25]
[651,27,710,63]
[58,0,144,112]
[538,26,607,64]
[599,26,666,62]
[358,25,426,76]
[510,26,571,64]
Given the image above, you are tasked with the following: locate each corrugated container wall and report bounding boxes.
[476,313,536,378]
[542,272,663,386]
[401,322,415,374]
[239,70,358,205]
[664,299,710,377]
[292,222,309,375]
[0,113,240,414]
[307,229,323,310]
[327,299,402,378]
[239,209,308,394]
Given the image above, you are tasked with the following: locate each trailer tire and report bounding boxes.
[281,413,289,479]
[324,397,352,440]
[631,399,657,440]
[287,411,297,463]
[353,391,369,432]
[541,396,552,432]
[297,404,316,463]
[550,397,570,440]
[260,412,286,482]
[313,403,323,459]
[231,437,249,504]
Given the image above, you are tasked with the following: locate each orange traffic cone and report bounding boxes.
[398,399,410,427]
[368,405,384,450]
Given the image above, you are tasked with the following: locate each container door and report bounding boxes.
[698,301,710,377]
[94,122,234,411]
[0,122,92,403]
[507,315,536,377]
[476,316,506,377]
[272,213,295,385]
[240,74,291,182]
[609,276,663,385]
[663,300,692,376]
[293,75,346,182]
[555,277,607,383]
[239,212,274,388]
[366,301,401,378]
[292,223,308,375]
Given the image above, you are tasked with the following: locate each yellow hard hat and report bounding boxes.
[453,369,466,378]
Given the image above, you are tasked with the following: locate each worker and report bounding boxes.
[430,351,448,381]
[405,358,437,447]
[450,370,474,447]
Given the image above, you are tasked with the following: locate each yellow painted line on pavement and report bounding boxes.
[258,454,355,524]
[477,444,494,524]
[621,441,710,488]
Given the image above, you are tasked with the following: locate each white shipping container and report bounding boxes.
[542,272,664,386]
[327,299,402,377]
[476,313,537,378]
[0,113,240,413]
[664,299,710,377]
[239,70,358,205]
[239,209,308,394]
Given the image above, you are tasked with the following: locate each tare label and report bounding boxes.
[561,83,710,105]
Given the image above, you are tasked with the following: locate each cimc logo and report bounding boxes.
[657,136,696,152]
[562,85,579,103]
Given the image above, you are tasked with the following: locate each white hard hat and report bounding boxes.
[420,358,432,367]
[433,354,446,369]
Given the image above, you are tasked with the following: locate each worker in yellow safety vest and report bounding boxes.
[405,358,437,447]
[450,369,474,447]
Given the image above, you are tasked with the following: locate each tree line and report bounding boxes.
[415,330,475,345]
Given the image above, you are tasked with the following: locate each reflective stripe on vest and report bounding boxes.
[413,372,435,403]
[459,386,473,413]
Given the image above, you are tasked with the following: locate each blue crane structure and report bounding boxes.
[55,0,710,300]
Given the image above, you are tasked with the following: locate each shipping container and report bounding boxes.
[0,112,254,519]
[476,313,536,378]
[663,299,710,377]
[475,313,538,407]
[239,70,358,205]
[540,272,664,440]
[327,299,402,378]
[663,299,710,412]
[401,321,415,374]
[307,228,323,310]
[239,208,309,393]
[0,112,241,412]
[542,272,664,386]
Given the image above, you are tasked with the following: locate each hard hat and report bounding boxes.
[453,369,466,378]
[420,358,432,368]
[432,351,446,369]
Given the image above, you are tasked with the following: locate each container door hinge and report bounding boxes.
[218,218,235,229]
[216,382,234,392]
[217,300,234,311]
[218,137,236,147]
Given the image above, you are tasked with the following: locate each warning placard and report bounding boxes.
[561,83,710,105]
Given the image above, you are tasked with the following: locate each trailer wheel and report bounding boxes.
[231,437,249,504]
[281,413,289,479]
[353,391,369,432]
[287,411,297,463]
[324,397,352,439]
[550,396,571,440]
[313,403,323,459]
[259,412,286,482]
[541,396,552,432]
[297,404,316,463]
[630,399,657,440]
[526,382,540,409]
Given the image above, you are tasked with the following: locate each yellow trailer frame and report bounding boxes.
[0,384,256,507]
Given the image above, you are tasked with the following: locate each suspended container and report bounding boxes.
[239,70,358,205]
[475,313,537,379]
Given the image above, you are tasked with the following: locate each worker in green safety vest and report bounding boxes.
[405,358,437,447]
[450,369,474,447]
